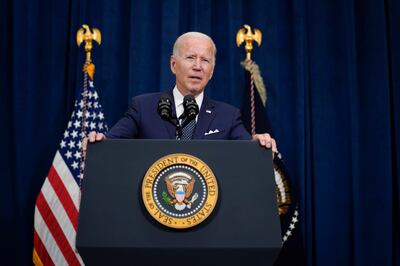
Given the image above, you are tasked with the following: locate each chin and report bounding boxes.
[188,88,203,95]
[180,82,205,95]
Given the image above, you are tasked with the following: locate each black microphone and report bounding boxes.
[182,95,199,121]
[157,93,173,121]
[158,93,181,138]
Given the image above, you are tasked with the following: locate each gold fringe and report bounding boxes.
[32,249,44,266]
[241,59,267,107]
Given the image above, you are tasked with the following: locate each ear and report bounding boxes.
[170,55,176,74]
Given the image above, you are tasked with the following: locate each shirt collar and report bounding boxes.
[173,86,204,119]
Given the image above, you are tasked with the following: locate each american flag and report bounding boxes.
[33,73,108,266]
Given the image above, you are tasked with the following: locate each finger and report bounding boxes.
[265,138,272,148]
[96,133,105,141]
[263,133,271,142]
[271,138,278,153]
[82,137,88,152]
[254,134,270,148]
[257,135,267,146]
[88,131,97,142]
[261,135,271,148]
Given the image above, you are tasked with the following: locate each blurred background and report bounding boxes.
[1,0,399,265]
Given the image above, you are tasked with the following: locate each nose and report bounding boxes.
[193,58,202,70]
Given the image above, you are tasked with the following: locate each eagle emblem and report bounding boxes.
[142,153,218,229]
[164,172,199,211]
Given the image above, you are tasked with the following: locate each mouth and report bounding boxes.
[188,76,202,81]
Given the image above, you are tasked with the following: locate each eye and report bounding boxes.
[202,58,210,63]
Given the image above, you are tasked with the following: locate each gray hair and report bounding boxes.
[172,32,217,59]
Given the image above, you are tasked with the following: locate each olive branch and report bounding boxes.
[162,192,173,206]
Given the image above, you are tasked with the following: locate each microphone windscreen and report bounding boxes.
[183,95,199,119]
[157,93,173,120]
[183,94,195,102]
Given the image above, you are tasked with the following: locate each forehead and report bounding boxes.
[178,37,214,57]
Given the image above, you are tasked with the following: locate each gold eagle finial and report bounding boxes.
[76,24,101,79]
[236,24,262,60]
[76,24,101,62]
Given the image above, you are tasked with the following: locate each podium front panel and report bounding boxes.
[77,140,281,265]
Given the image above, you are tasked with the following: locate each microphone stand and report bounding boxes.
[175,123,182,140]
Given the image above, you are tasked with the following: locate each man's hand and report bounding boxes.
[252,133,278,154]
[82,131,106,154]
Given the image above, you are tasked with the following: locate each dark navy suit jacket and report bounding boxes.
[106,91,251,140]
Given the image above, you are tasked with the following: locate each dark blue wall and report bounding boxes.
[1,0,399,265]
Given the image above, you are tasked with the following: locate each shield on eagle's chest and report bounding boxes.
[175,187,185,203]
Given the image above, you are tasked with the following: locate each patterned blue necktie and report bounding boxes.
[181,118,196,140]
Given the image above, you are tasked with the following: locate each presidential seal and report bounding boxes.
[142,153,218,229]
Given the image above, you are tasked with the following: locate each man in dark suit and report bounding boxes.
[86,32,277,152]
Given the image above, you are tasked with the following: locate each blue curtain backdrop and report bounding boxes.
[1,0,399,265]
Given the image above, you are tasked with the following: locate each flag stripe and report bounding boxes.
[36,192,81,266]
[33,231,53,266]
[47,164,79,230]
[34,207,68,266]
[53,151,80,210]
[41,178,80,251]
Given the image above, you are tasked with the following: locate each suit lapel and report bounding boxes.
[193,96,216,139]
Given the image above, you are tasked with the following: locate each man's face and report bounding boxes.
[170,36,215,96]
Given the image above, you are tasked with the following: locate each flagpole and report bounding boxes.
[76,24,102,189]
